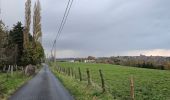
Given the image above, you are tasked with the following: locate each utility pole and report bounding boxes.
[54,42,56,62]
[51,50,53,61]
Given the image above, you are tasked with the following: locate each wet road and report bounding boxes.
[9,64,74,100]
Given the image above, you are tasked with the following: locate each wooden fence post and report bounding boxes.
[130,76,135,100]
[68,67,70,76]
[63,67,64,73]
[11,65,13,76]
[60,67,62,73]
[65,68,67,74]
[71,68,74,77]
[74,68,77,79]
[99,69,105,93]
[59,66,61,73]
[8,65,11,73]
[86,68,91,85]
[6,65,11,81]
[63,68,65,74]
[66,67,67,75]
[78,67,82,81]
[64,68,66,75]
[15,65,18,71]
[15,65,19,77]
[67,67,68,75]
[56,66,58,72]
[66,67,68,75]
[61,67,63,73]
[3,65,6,72]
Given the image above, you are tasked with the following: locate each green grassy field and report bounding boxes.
[0,71,31,100]
[51,62,170,100]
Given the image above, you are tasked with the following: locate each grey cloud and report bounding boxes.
[2,0,170,57]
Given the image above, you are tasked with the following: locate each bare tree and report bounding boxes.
[33,0,42,44]
[24,0,31,49]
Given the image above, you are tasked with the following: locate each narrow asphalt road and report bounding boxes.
[9,64,74,100]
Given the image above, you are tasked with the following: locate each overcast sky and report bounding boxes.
[1,0,170,58]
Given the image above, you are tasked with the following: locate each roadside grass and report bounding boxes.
[0,71,31,100]
[51,67,113,100]
[51,62,170,100]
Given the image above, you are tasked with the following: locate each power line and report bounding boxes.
[51,0,74,58]
[55,0,72,41]
[51,0,71,52]
[52,0,73,50]
[51,0,73,53]
[56,0,74,41]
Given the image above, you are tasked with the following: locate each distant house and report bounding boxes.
[84,59,95,63]
[84,56,96,63]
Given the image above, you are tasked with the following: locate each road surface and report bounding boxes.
[9,64,74,100]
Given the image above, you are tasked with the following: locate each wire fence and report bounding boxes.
[53,64,135,100]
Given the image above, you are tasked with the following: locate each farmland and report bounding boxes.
[51,62,170,100]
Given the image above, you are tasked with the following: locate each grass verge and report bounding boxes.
[0,64,43,100]
[51,65,113,100]
[0,71,32,100]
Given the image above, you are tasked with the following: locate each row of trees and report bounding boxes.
[0,0,44,70]
[22,0,44,66]
[96,56,170,70]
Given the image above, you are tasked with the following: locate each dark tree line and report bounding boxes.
[0,21,44,70]
[96,56,170,70]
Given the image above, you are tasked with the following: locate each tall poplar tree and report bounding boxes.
[24,0,31,49]
[33,0,42,44]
